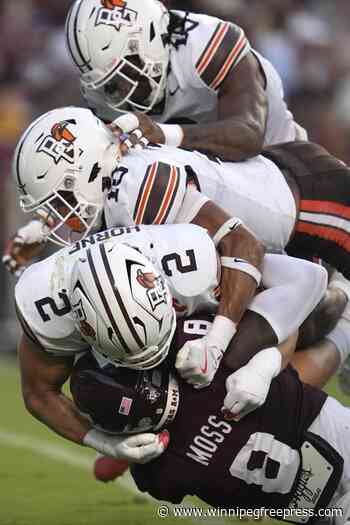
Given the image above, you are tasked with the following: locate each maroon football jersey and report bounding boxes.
[131,316,327,509]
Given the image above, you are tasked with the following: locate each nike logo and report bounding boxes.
[232,258,248,264]
[169,86,180,97]
[200,348,208,374]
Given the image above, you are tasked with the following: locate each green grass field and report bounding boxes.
[1,355,349,525]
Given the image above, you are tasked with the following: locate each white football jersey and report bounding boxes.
[15,224,219,356]
[103,144,297,252]
[83,11,297,144]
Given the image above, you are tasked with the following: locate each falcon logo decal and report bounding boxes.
[96,0,137,31]
[37,119,83,165]
[102,0,126,8]
[137,270,168,311]
[136,270,157,290]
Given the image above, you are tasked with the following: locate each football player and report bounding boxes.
[65,0,306,161]
[69,318,350,525]
[15,222,326,464]
[5,106,350,386]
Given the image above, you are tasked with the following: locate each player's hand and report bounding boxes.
[109,111,165,154]
[175,337,224,389]
[222,366,270,422]
[2,220,49,277]
[83,428,170,464]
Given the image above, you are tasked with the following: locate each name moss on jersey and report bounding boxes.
[14,224,219,356]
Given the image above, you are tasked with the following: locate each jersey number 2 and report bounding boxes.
[161,249,197,277]
[35,291,71,322]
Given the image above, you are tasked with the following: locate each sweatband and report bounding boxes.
[221,256,262,287]
[112,113,139,133]
[158,124,184,147]
[208,315,237,352]
[212,217,242,247]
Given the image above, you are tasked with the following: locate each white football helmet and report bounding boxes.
[69,241,176,369]
[13,106,121,246]
[66,0,170,113]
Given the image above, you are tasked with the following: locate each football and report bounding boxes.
[94,456,130,483]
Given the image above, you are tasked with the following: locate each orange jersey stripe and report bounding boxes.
[300,199,350,221]
[210,31,247,90]
[134,162,158,224]
[153,166,178,224]
[197,22,230,76]
[296,221,350,251]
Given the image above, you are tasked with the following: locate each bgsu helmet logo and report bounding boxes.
[96,0,137,31]
[137,270,157,289]
[37,119,83,165]
[102,0,126,8]
[137,270,168,311]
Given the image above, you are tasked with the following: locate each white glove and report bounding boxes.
[2,219,49,277]
[175,336,224,389]
[175,315,236,389]
[83,428,169,464]
[110,113,149,152]
[222,347,282,421]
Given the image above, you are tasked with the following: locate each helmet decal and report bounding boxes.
[118,396,133,416]
[96,1,137,31]
[102,0,127,8]
[36,119,83,166]
[136,270,157,289]
[134,268,168,312]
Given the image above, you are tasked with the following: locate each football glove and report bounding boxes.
[175,336,224,389]
[222,347,282,421]
[2,219,49,277]
[83,429,169,464]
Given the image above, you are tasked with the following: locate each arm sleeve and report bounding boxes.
[174,186,210,223]
[248,255,328,342]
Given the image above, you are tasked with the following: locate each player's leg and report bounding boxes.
[291,340,340,388]
[292,281,350,388]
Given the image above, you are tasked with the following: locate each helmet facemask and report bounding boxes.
[82,50,167,114]
[20,169,105,247]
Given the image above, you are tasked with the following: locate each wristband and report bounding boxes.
[83,428,116,457]
[247,347,282,380]
[208,315,237,352]
[158,124,184,147]
[212,218,242,246]
[112,113,140,133]
[221,256,262,286]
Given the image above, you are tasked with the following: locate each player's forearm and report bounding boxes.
[217,225,264,325]
[180,119,264,161]
[23,390,91,445]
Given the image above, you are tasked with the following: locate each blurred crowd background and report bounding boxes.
[1,0,350,351]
